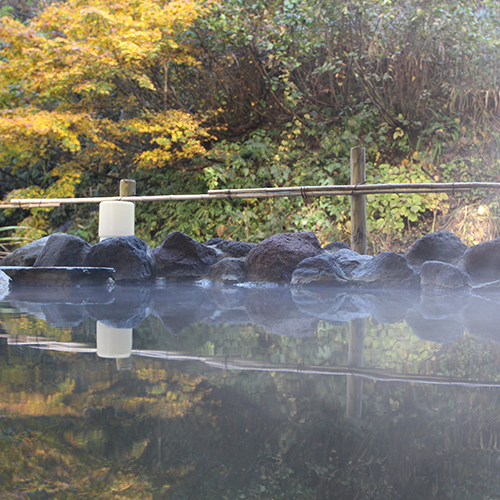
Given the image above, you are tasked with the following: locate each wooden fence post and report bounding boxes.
[346,317,365,419]
[119,179,136,197]
[350,147,367,254]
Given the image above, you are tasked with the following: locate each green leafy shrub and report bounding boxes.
[366,161,449,240]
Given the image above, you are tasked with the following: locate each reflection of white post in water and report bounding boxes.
[346,318,365,418]
[96,321,133,371]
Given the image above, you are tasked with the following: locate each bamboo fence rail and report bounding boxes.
[0,181,499,209]
[2,147,499,256]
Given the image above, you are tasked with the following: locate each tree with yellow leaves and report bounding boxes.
[0,0,211,236]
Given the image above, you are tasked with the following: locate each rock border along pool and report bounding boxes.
[0,230,499,291]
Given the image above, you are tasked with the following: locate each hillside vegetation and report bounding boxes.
[1,0,499,253]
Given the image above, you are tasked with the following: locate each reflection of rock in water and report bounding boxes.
[87,285,152,329]
[0,280,9,302]
[205,286,251,325]
[5,300,88,327]
[4,286,114,327]
[363,290,418,324]
[405,309,464,344]
[291,288,417,325]
[245,286,318,337]
[419,291,471,318]
[5,299,48,323]
[41,304,89,327]
[291,288,369,325]
[151,284,216,335]
[205,285,248,310]
[405,288,468,344]
[462,295,500,342]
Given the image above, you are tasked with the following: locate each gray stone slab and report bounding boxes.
[1,266,115,286]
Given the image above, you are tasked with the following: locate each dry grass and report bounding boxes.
[440,203,500,247]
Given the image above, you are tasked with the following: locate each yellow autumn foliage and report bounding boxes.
[0,109,94,169]
[0,0,212,234]
[0,0,208,101]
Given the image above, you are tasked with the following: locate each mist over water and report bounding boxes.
[2,283,500,498]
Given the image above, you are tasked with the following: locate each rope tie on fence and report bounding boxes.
[300,186,309,204]
[118,193,135,202]
[351,180,367,196]
[452,182,455,197]
[39,195,47,208]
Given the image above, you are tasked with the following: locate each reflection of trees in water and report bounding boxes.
[2,345,500,498]
[4,309,500,497]
[360,383,500,499]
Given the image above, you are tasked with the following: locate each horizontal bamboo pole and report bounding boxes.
[0,202,62,209]
[3,181,500,208]
[3,194,217,208]
[208,181,500,195]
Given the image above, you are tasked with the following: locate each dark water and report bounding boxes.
[2,282,500,499]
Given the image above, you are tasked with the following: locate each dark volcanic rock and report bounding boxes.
[208,257,247,283]
[291,253,349,286]
[83,235,154,281]
[245,232,323,283]
[0,235,50,267]
[323,241,350,253]
[33,233,91,267]
[405,231,467,270]
[351,252,419,288]
[420,261,471,290]
[205,238,256,258]
[204,238,225,246]
[153,231,218,279]
[462,238,500,284]
[329,248,373,277]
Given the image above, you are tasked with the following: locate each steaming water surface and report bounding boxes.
[1,283,500,498]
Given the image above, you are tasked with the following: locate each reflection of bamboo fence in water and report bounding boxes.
[6,336,500,389]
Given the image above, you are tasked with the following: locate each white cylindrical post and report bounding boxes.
[96,321,133,359]
[98,201,135,241]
